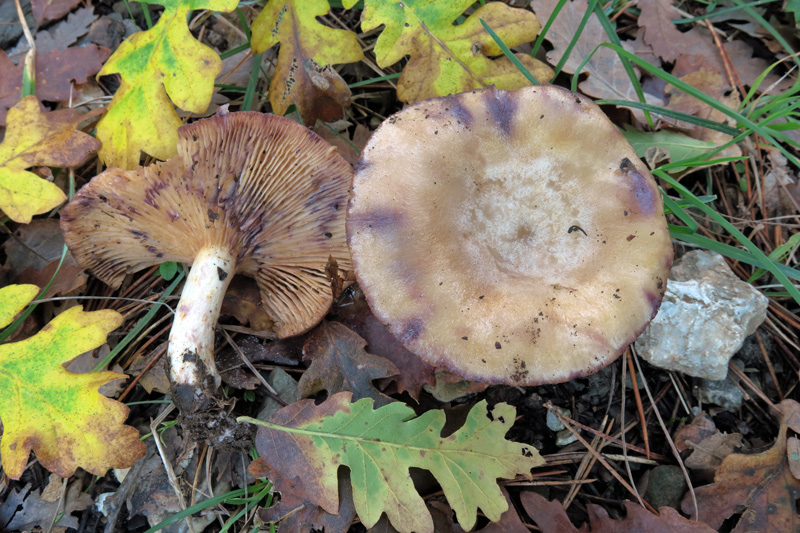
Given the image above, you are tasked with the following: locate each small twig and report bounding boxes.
[219,328,286,406]
[631,347,698,519]
[150,404,195,533]
[626,349,650,458]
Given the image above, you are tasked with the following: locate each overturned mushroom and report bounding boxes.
[347,85,673,385]
[61,111,352,428]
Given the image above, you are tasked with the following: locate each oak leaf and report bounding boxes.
[248,392,543,533]
[251,458,357,533]
[250,0,363,124]
[523,492,715,532]
[95,0,238,169]
[332,295,435,400]
[31,0,81,23]
[0,96,100,223]
[354,0,552,104]
[0,45,109,126]
[298,321,399,407]
[0,284,146,479]
[534,0,642,102]
[681,423,800,532]
[637,0,684,62]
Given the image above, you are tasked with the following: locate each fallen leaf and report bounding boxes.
[31,0,82,23]
[523,492,716,532]
[220,276,275,332]
[1,480,91,531]
[252,459,357,533]
[622,125,716,172]
[0,96,100,223]
[3,218,87,298]
[637,0,684,62]
[674,411,718,453]
[298,321,399,407]
[0,45,109,126]
[334,293,436,401]
[776,399,800,433]
[681,424,800,532]
[666,70,742,158]
[534,0,639,101]
[684,431,744,472]
[357,0,552,104]
[251,392,543,533]
[96,0,238,169]
[7,6,98,58]
[0,284,146,479]
[314,122,371,166]
[250,0,363,124]
[671,27,793,91]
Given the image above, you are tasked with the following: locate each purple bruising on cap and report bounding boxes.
[347,209,403,233]
[483,87,517,136]
[354,158,372,174]
[621,160,657,217]
[447,96,473,129]
[644,289,663,321]
[397,317,425,343]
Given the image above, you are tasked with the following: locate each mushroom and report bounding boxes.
[61,111,352,423]
[347,85,673,386]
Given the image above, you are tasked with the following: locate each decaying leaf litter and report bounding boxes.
[0,0,798,531]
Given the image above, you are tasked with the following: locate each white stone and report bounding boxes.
[635,250,768,380]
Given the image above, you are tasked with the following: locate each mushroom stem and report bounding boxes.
[168,244,235,395]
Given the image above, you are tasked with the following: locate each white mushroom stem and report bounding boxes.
[168,244,235,390]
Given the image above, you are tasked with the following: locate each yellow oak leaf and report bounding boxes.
[251,0,363,124]
[96,0,238,169]
[353,0,553,103]
[0,285,145,479]
[0,96,100,223]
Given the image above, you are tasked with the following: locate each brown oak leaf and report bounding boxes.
[524,492,715,532]
[31,0,82,24]
[250,458,356,533]
[681,424,800,532]
[298,321,399,406]
[334,294,435,401]
[637,0,684,62]
[0,45,109,125]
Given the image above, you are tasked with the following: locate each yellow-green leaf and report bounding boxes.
[96,0,238,169]
[0,288,145,479]
[245,392,543,533]
[0,96,99,223]
[0,285,38,328]
[251,0,363,124]
[356,0,553,103]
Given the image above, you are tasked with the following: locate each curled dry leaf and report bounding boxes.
[250,0,363,124]
[681,424,800,532]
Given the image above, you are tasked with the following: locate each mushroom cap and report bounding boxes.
[347,85,673,385]
[61,111,352,338]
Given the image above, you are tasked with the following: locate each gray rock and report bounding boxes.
[696,360,744,410]
[635,250,768,380]
[546,405,571,431]
[643,465,687,510]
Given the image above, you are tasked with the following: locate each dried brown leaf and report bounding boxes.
[524,492,715,532]
[681,425,800,532]
[0,45,109,126]
[298,321,399,406]
[31,0,82,23]
[637,0,684,62]
[334,294,435,401]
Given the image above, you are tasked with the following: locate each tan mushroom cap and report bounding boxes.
[347,85,673,385]
[61,111,352,338]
